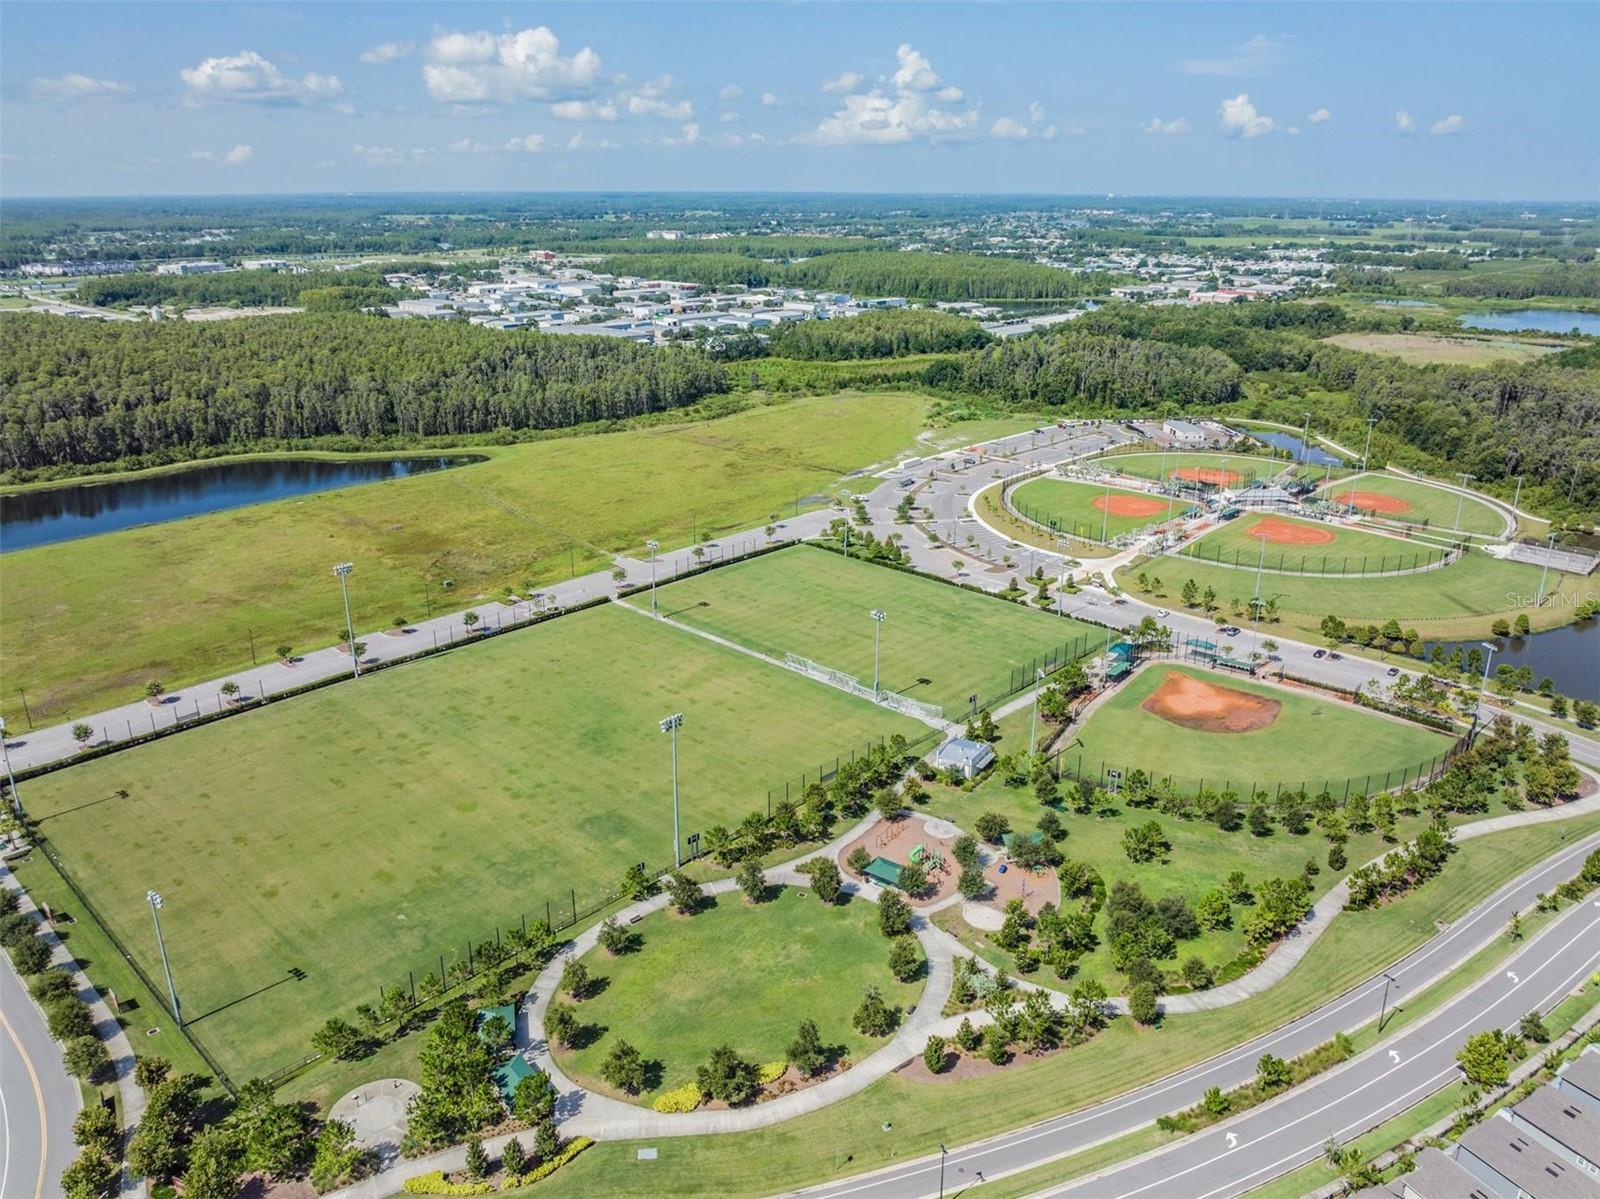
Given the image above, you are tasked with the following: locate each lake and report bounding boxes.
[1427,620,1600,703]
[1247,431,1345,468]
[1458,309,1600,336]
[1,456,482,552]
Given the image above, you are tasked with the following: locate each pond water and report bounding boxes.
[1426,620,1600,703]
[1,456,482,552]
[1457,309,1600,336]
[1247,431,1345,468]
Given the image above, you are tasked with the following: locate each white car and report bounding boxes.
[1156,608,1170,617]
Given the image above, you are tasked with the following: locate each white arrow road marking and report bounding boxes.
[1507,971,1520,984]
[1388,1050,1402,1064]
[1225,1133,1238,1150]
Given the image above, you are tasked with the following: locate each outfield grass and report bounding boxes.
[1009,477,1195,542]
[972,481,1118,560]
[506,814,1600,1199]
[1312,472,1507,537]
[1096,451,1326,487]
[553,887,923,1101]
[1180,512,1448,573]
[648,546,1104,714]
[19,603,918,1080]
[0,392,933,726]
[1324,331,1559,367]
[1121,548,1589,640]
[1065,665,1452,796]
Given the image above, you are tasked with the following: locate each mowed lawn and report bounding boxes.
[0,391,932,727]
[1009,477,1194,542]
[1179,512,1448,573]
[553,887,922,1101]
[1128,547,1584,639]
[650,547,1104,714]
[1097,451,1297,487]
[1314,472,1507,536]
[21,603,918,1080]
[1064,665,1452,793]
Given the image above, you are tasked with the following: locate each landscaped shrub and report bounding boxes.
[651,1081,703,1113]
[505,1137,593,1187]
[400,1171,494,1195]
[757,1060,788,1085]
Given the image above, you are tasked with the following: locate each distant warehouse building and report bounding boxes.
[1163,419,1212,446]
[154,261,229,276]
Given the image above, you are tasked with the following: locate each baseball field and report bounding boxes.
[1009,477,1196,542]
[1314,473,1508,537]
[1179,512,1449,574]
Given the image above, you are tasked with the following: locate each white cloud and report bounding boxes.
[359,41,414,65]
[223,143,253,164]
[662,122,702,147]
[1182,34,1288,78]
[1286,125,1301,136]
[719,111,740,124]
[821,72,863,95]
[1307,107,1331,124]
[551,99,618,122]
[991,116,1030,140]
[447,138,497,155]
[1430,114,1466,136]
[29,73,132,101]
[760,91,779,107]
[992,103,1060,142]
[714,131,765,148]
[505,134,549,153]
[620,77,693,121]
[421,26,601,104]
[181,50,342,106]
[1219,92,1276,137]
[718,83,743,101]
[809,45,978,146]
[1143,116,1190,136]
[1395,109,1417,134]
[564,132,619,151]
[352,143,436,165]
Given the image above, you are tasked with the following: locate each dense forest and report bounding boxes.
[1439,263,1600,299]
[73,268,399,308]
[765,308,991,359]
[0,314,725,471]
[599,250,1115,301]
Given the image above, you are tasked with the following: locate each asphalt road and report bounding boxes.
[0,947,82,1199]
[783,829,1600,1199]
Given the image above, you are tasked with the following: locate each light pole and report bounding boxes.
[646,539,661,615]
[1029,668,1046,753]
[659,714,684,868]
[332,562,359,679]
[938,1143,949,1199]
[1535,533,1556,606]
[1100,479,1111,543]
[1361,415,1378,472]
[0,716,21,821]
[1511,474,1524,516]
[1299,411,1312,465]
[1377,971,1398,1033]
[870,609,887,698]
[1476,641,1497,729]
[147,890,180,1025]
[1451,474,1476,535]
[1253,530,1268,602]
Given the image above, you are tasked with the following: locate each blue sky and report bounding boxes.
[2,2,1596,201]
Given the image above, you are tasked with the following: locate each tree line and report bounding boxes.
[0,314,727,471]
[764,308,992,359]
[1439,263,1600,299]
[72,267,400,309]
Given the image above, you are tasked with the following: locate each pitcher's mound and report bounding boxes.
[1093,493,1168,518]
[1246,516,1336,546]
[1142,670,1281,733]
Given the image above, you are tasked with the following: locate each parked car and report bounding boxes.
[1221,626,1240,637]
[1313,648,1327,659]
[1387,666,1401,676]
[1156,608,1170,617]
[1328,652,1343,661]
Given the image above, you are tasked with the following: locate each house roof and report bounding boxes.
[491,1055,537,1103]
[1512,1088,1600,1163]
[1458,1120,1600,1199]
[1557,1048,1600,1108]
[1396,1147,1500,1199]
[932,738,996,767]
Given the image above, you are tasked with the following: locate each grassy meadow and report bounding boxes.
[1323,331,1559,368]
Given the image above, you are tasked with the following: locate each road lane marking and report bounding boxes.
[0,997,50,1199]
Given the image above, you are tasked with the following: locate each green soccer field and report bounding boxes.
[1009,477,1195,542]
[1179,512,1449,574]
[1064,664,1452,794]
[1313,473,1507,537]
[21,603,918,1080]
[649,546,1105,714]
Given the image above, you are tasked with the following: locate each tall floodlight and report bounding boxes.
[1253,531,1268,601]
[646,539,661,615]
[0,716,21,821]
[1452,475,1476,534]
[1535,534,1556,607]
[147,890,181,1025]
[1299,411,1312,464]
[870,609,888,697]
[1361,415,1379,471]
[1029,668,1046,753]
[659,714,684,868]
[332,562,359,679]
[1476,641,1497,729]
[1100,480,1112,543]
[1511,475,1525,516]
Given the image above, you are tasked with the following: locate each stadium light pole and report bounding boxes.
[1476,641,1497,729]
[1511,475,1524,516]
[659,714,684,868]
[147,890,181,1025]
[1535,534,1556,607]
[1252,532,1268,602]
[1451,474,1475,535]
[1299,411,1312,465]
[332,562,359,679]
[646,539,661,615]
[1029,668,1046,753]
[0,716,21,821]
[1361,416,1378,472]
[870,609,887,698]
[1100,479,1111,543]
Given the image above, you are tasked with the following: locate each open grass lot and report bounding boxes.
[1096,450,1294,488]
[553,887,922,1102]
[1312,472,1507,537]
[1180,512,1448,573]
[0,392,933,727]
[508,814,1600,1199]
[1065,665,1451,794]
[19,603,918,1080]
[1122,549,1591,640]
[649,546,1104,714]
[1324,331,1559,367]
[1010,477,1194,542]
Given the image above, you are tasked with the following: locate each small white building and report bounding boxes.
[155,261,229,276]
[931,738,996,779]
[1163,419,1211,446]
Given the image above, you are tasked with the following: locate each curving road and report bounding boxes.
[0,941,82,1199]
[782,829,1600,1199]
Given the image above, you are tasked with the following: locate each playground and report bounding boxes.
[839,814,962,906]
[1179,513,1448,573]
[1008,477,1195,543]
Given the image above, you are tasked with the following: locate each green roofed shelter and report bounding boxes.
[864,856,903,889]
[1109,641,1137,661]
[492,1055,537,1104]
[476,1003,517,1044]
